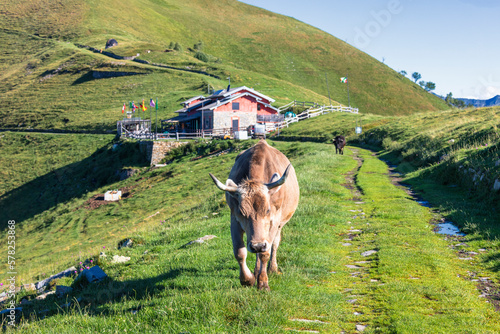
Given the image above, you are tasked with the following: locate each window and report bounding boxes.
[257,104,261,111]
[232,102,240,110]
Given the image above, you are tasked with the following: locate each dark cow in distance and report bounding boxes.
[209,140,300,291]
[334,135,346,155]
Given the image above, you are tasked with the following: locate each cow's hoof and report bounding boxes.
[240,276,256,287]
[257,281,270,291]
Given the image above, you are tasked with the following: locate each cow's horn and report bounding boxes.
[265,164,291,190]
[209,173,238,193]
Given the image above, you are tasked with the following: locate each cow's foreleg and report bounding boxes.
[256,251,271,291]
[231,216,255,286]
[268,227,282,274]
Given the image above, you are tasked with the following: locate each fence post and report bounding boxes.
[176,132,179,141]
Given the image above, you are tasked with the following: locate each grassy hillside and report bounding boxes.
[276,106,500,235]
[0,0,448,132]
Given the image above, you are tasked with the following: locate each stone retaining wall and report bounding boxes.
[140,141,188,166]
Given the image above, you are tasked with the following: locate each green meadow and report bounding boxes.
[0,125,498,332]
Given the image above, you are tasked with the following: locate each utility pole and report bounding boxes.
[325,72,332,106]
[346,72,351,107]
[155,97,158,140]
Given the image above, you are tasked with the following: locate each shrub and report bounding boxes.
[194,51,209,62]
[174,42,183,52]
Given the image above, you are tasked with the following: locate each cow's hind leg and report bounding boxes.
[268,227,282,274]
[231,216,255,286]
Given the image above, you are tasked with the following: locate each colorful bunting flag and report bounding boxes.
[149,98,155,108]
[155,98,158,111]
[140,99,147,112]
[340,77,348,83]
[121,103,126,113]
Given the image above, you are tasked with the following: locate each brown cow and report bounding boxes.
[209,140,300,290]
[334,135,346,155]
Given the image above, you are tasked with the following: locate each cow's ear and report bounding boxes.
[268,173,282,195]
[226,179,239,198]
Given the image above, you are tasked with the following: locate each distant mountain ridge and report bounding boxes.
[433,93,500,108]
[456,95,500,108]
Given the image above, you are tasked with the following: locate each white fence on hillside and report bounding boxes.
[269,103,359,133]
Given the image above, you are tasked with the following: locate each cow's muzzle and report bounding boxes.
[248,242,268,253]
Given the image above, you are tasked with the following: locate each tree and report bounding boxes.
[445,92,453,104]
[168,41,175,49]
[418,80,426,88]
[425,81,436,91]
[399,70,407,77]
[445,92,466,109]
[412,72,422,83]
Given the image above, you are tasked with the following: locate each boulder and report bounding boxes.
[81,266,107,283]
[35,291,55,300]
[0,307,22,323]
[494,179,500,192]
[56,285,73,297]
[361,250,378,257]
[105,38,118,49]
[35,266,77,291]
[118,238,133,249]
[184,235,217,247]
[112,255,131,264]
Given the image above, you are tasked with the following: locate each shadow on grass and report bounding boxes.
[71,71,95,85]
[483,252,500,273]
[16,267,202,323]
[0,141,149,231]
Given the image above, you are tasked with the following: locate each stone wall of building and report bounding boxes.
[213,111,257,130]
[140,141,188,166]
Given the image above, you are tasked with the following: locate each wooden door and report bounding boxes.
[232,119,239,131]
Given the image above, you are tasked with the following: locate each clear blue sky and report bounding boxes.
[239,0,500,99]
